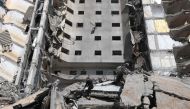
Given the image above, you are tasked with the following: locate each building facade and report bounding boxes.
[53,0,129,76]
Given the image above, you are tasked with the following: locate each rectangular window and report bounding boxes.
[95,22,102,27]
[96,71,103,75]
[112,23,120,27]
[95,50,101,55]
[76,36,82,40]
[70,0,75,3]
[112,50,122,55]
[70,71,77,75]
[79,0,85,3]
[96,11,101,15]
[75,50,82,55]
[65,19,72,26]
[95,36,101,40]
[77,23,83,27]
[112,36,121,40]
[64,33,71,39]
[81,70,87,75]
[111,11,119,15]
[96,0,101,3]
[78,11,84,15]
[111,0,119,3]
[61,47,69,54]
[67,7,74,14]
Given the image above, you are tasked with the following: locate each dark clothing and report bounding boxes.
[85,79,94,89]
[84,79,94,96]
[114,71,125,86]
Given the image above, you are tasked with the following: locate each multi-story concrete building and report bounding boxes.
[52,0,129,76]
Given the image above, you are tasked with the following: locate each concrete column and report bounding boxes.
[25,0,50,94]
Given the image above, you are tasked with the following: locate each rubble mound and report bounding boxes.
[0,81,19,98]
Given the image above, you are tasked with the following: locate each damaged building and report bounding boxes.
[0,0,190,109]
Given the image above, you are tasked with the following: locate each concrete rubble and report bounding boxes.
[0,0,190,109]
[121,73,190,109]
[0,81,19,98]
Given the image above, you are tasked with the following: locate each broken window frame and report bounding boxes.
[61,47,69,54]
[65,19,72,26]
[67,7,74,14]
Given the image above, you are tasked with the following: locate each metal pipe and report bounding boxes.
[25,0,50,94]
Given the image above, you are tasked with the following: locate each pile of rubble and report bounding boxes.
[0,81,20,107]
[120,73,190,109]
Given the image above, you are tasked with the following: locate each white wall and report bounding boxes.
[60,0,127,63]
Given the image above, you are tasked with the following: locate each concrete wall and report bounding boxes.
[60,0,128,63]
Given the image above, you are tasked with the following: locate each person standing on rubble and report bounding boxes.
[84,77,94,100]
[114,62,132,86]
